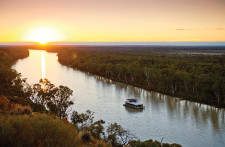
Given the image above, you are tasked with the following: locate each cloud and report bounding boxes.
[174,28,225,31]
[215,28,225,30]
[175,29,195,31]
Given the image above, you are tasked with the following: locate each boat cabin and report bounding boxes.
[123,99,144,109]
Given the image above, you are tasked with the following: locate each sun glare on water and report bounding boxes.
[41,51,47,92]
[42,51,46,79]
[23,26,65,44]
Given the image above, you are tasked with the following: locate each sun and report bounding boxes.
[23,26,65,44]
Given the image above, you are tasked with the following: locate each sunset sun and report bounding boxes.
[23,26,65,44]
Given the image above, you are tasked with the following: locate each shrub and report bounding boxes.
[11,104,32,115]
[22,106,32,115]
[7,96,46,113]
[95,140,112,147]
[81,132,92,143]
[0,114,82,147]
[31,103,46,113]
[11,104,24,114]
[0,96,11,112]
[7,96,33,107]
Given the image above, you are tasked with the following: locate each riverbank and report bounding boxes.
[53,46,225,108]
[3,45,224,107]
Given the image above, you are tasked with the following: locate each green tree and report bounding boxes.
[32,79,55,105]
[71,110,106,140]
[51,85,73,119]
[89,119,105,140]
[71,110,94,130]
[106,123,135,146]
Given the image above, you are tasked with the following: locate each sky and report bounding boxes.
[0,0,225,43]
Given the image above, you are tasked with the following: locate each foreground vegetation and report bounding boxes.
[55,46,225,107]
[0,46,181,146]
[0,113,82,146]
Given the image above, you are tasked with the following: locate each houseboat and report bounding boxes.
[123,99,144,109]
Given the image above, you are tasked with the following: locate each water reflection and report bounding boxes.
[125,107,143,113]
[12,50,225,147]
[41,51,46,79]
[92,72,225,135]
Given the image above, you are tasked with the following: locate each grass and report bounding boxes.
[0,96,111,147]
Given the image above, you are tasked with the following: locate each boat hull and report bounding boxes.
[123,104,144,109]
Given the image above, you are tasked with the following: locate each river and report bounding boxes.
[12,50,225,147]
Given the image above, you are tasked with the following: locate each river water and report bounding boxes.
[13,50,225,147]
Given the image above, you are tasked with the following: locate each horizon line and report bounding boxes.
[0,41,225,46]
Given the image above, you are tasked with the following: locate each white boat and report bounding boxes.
[123,99,144,109]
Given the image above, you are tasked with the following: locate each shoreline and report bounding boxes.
[57,60,225,109]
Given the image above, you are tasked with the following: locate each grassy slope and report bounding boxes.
[0,113,111,147]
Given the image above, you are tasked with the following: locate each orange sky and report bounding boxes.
[0,0,225,43]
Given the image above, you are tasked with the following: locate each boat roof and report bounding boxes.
[126,99,137,102]
[125,101,143,106]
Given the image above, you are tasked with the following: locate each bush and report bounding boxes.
[95,140,112,147]
[31,103,46,113]
[81,132,92,143]
[22,106,32,115]
[11,104,32,115]
[0,96,11,112]
[11,104,24,115]
[7,96,46,113]
[0,114,82,147]
[0,97,32,115]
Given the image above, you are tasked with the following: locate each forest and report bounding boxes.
[0,46,182,146]
[54,45,225,107]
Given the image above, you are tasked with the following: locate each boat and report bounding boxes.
[123,99,145,109]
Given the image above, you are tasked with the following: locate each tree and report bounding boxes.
[52,85,73,119]
[106,123,136,146]
[213,77,225,107]
[71,110,94,130]
[32,79,74,118]
[57,47,225,107]
[71,110,106,140]
[71,110,84,125]
[32,79,55,105]
[89,119,105,140]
